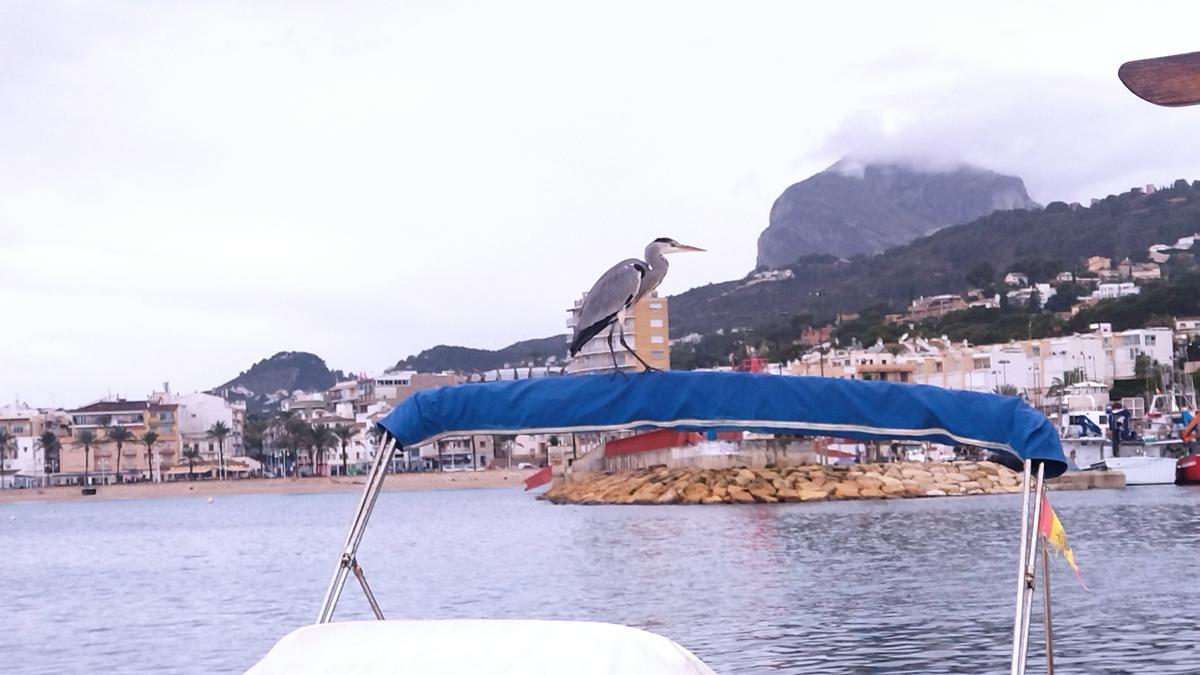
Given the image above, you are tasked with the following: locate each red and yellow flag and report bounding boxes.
[1038,493,1087,589]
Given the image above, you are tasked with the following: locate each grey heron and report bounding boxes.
[569,237,704,372]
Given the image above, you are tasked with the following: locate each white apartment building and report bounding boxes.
[789,325,1173,406]
[371,371,463,403]
[565,292,670,374]
[418,435,496,470]
[169,392,242,461]
[1094,282,1141,300]
[0,406,65,488]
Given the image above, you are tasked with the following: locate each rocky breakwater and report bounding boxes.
[542,461,1027,505]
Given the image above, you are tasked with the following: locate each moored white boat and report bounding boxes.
[1101,455,1178,486]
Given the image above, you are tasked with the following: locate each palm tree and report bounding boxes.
[270,410,301,477]
[207,421,231,480]
[182,446,201,481]
[306,424,335,477]
[284,417,309,477]
[140,431,159,482]
[993,384,1022,398]
[1047,368,1087,403]
[105,424,135,484]
[37,431,61,477]
[243,416,269,463]
[0,428,11,489]
[332,424,355,476]
[74,430,98,486]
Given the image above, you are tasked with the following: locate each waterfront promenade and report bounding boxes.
[0,469,536,504]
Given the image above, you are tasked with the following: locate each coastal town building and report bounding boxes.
[905,294,967,321]
[1130,263,1162,281]
[565,291,670,374]
[60,399,182,484]
[167,392,241,462]
[1086,256,1111,273]
[787,324,1173,408]
[1093,282,1141,300]
[0,406,69,488]
[1176,318,1200,339]
[371,371,462,403]
[1004,272,1029,287]
[418,435,496,471]
[1007,283,1056,309]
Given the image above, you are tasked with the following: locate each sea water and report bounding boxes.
[2,485,1198,674]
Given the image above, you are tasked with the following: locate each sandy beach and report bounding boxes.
[0,469,539,504]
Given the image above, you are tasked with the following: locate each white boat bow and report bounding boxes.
[245,619,719,675]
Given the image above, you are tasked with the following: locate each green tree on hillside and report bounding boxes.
[966,261,995,288]
[1044,283,1088,312]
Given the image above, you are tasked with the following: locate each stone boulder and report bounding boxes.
[727,485,756,504]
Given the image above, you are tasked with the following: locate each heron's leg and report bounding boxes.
[618,320,659,373]
[606,326,623,376]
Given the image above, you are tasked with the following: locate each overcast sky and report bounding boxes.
[3,1,1200,406]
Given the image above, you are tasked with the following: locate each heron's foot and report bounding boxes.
[638,365,662,374]
[609,367,629,380]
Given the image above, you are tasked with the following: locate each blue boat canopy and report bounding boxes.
[376,371,1067,478]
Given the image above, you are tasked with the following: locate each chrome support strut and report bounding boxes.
[1017,461,1047,672]
[351,557,385,620]
[1010,460,1046,675]
[316,434,398,623]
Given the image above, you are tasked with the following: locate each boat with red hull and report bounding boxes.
[1177,454,1200,485]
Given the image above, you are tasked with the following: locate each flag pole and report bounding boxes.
[1010,459,1033,675]
[1042,543,1055,675]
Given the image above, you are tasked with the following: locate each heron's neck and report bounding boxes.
[638,247,669,300]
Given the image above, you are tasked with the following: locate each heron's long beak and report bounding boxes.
[675,244,706,253]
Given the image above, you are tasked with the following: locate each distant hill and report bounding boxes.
[757,159,1038,267]
[674,180,1200,337]
[393,334,568,373]
[211,351,346,414]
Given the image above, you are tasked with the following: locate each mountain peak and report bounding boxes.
[756,158,1038,268]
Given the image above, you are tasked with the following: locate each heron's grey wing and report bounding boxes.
[570,259,644,355]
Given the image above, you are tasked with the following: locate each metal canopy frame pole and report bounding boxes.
[316,434,398,624]
[351,558,385,620]
[1041,544,1055,675]
[1009,459,1033,675]
[1017,462,1047,671]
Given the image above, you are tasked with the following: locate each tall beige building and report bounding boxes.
[565,292,670,374]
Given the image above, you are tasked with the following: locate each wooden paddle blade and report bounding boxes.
[1119,51,1200,107]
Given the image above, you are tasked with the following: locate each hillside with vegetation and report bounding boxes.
[211,351,347,414]
[393,334,568,373]
[673,180,1200,339]
[672,271,1200,371]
